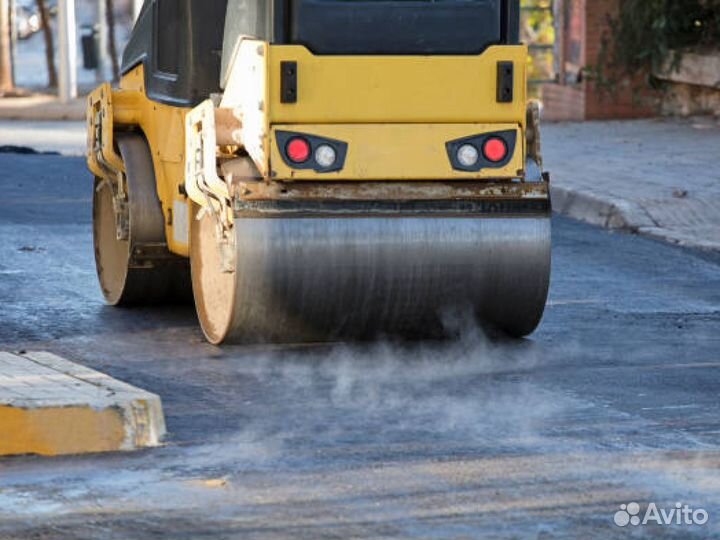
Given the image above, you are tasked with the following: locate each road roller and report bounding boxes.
[87,0,551,344]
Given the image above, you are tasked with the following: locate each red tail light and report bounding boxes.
[286,137,311,163]
[483,137,508,163]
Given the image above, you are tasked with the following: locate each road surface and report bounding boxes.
[0,153,719,539]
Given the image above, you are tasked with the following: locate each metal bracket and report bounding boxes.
[525,100,543,168]
[87,83,125,178]
[524,101,547,184]
[280,61,298,104]
[87,84,130,241]
[497,61,514,103]
[185,100,236,273]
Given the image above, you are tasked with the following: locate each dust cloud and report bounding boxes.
[0,314,582,521]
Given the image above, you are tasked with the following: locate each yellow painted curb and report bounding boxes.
[0,351,166,457]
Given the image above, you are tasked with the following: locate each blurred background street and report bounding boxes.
[11,0,131,89]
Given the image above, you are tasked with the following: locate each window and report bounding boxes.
[155,0,180,76]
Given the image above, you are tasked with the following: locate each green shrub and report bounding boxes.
[604,0,720,76]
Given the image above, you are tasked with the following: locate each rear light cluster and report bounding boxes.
[446,130,517,172]
[287,137,337,169]
[277,131,348,173]
[457,138,507,168]
[278,130,515,174]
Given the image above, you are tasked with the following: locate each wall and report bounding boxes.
[655,51,720,117]
[541,0,658,121]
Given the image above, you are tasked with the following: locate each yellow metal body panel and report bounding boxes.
[268,45,528,125]
[270,124,523,180]
[261,44,528,182]
[88,66,191,256]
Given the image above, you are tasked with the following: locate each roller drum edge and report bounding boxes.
[93,134,191,306]
[191,208,551,344]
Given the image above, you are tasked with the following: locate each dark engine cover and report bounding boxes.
[121,0,519,107]
[289,0,513,55]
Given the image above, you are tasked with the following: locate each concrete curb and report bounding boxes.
[550,185,656,232]
[551,185,720,252]
[0,351,166,457]
[544,120,720,253]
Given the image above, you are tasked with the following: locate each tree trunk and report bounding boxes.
[0,0,14,93]
[36,0,57,88]
[105,0,119,81]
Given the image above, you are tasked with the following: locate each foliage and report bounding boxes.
[520,0,556,84]
[596,0,720,86]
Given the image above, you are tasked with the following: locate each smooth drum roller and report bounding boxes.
[191,202,551,344]
[93,134,190,306]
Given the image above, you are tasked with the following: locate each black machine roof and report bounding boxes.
[123,0,520,107]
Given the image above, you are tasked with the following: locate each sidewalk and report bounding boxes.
[544,117,720,252]
[0,115,718,252]
[0,94,86,121]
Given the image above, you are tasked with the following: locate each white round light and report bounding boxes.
[315,144,337,168]
[457,144,479,167]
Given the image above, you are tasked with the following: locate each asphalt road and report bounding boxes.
[0,153,719,539]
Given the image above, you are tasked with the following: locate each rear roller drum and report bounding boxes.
[191,204,551,344]
[93,134,190,306]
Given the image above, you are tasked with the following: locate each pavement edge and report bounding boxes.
[0,351,166,457]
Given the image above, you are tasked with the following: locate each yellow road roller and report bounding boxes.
[87,0,551,344]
